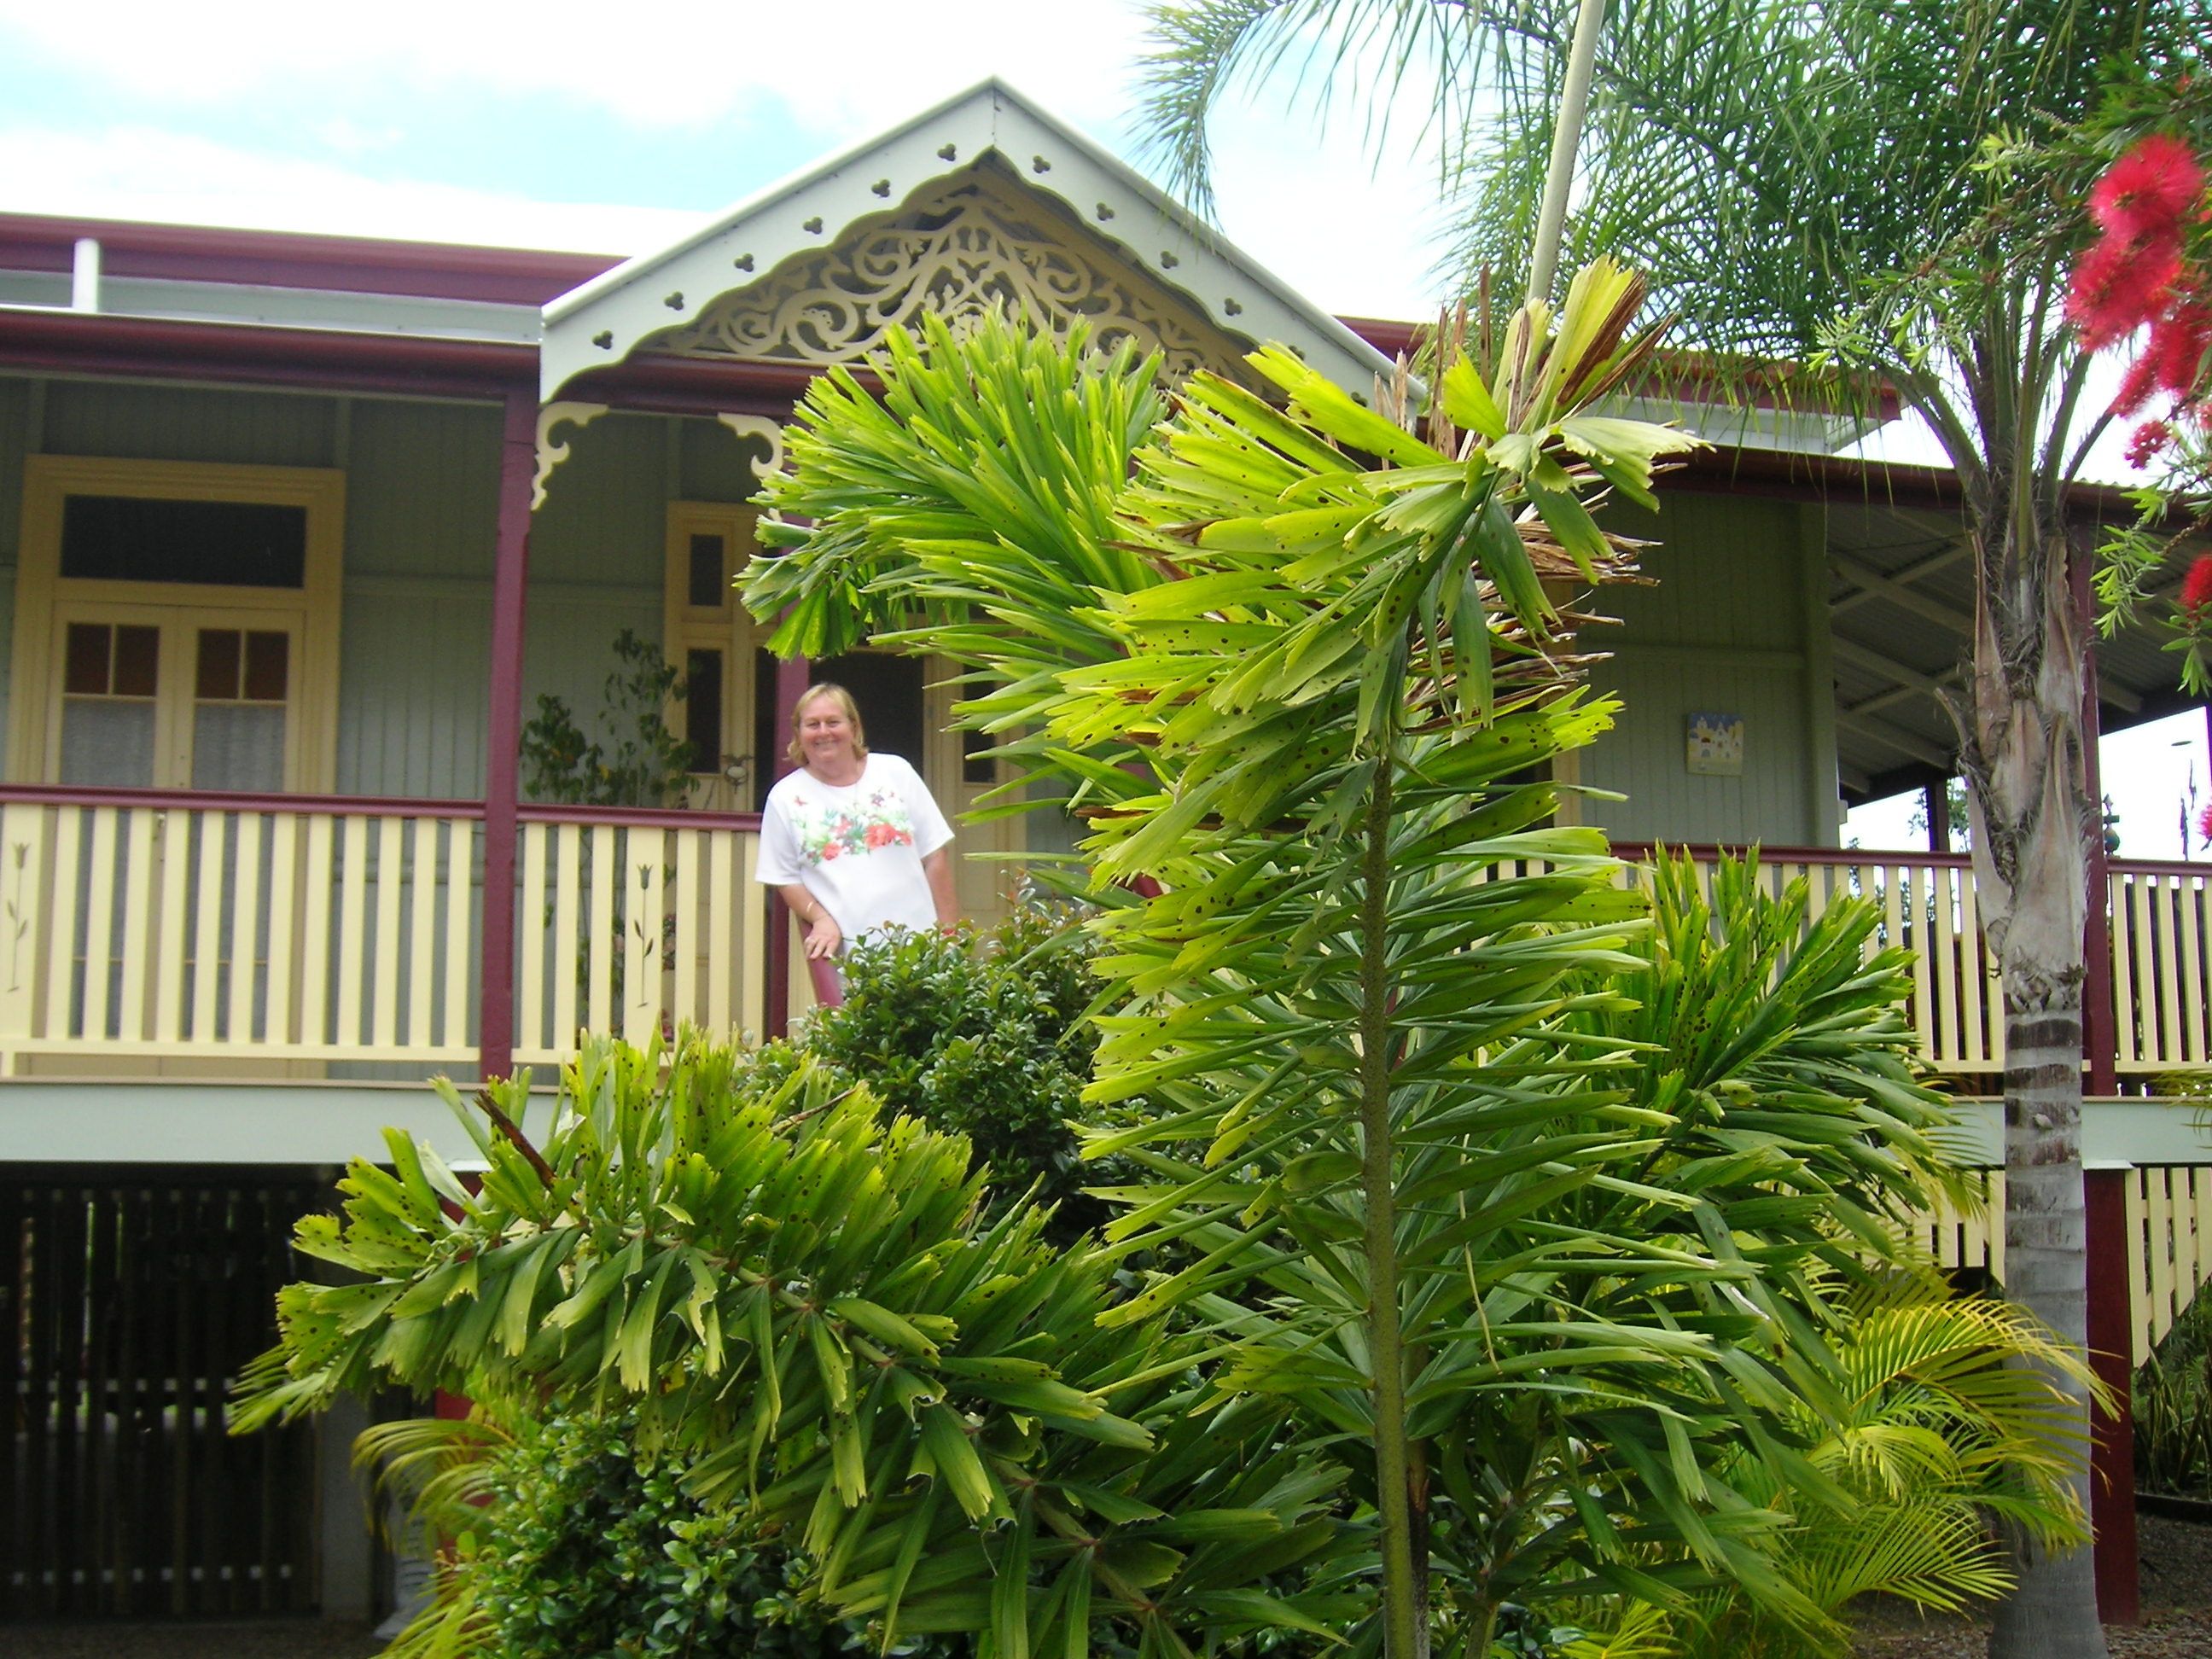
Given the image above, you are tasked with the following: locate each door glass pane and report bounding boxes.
[684,649,724,775]
[112,626,159,696]
[242,632,288,701]
[191,627,289,792]
[688,534,726,609]
[191,704,285,793]
[61,700,155,786]
[64,623,110,695]
[195,628,242,699]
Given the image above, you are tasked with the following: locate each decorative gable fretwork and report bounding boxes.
[643,161,1249,382]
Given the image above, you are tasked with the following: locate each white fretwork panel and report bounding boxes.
[649,161,1247,381]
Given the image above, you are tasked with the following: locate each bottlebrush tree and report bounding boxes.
[2071,120,2212,693]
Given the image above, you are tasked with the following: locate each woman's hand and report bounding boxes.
[778,884,843,960]
[802,911,842,959]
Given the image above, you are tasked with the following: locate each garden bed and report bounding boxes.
[1853,1513,2212,1658]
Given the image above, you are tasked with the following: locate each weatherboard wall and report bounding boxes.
[1580,491,1838,848]
[0,378,771,799]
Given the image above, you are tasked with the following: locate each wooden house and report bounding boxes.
[0,78,2202,1627]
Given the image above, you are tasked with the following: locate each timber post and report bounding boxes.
[2084,1162,2140,1624]
[478,387,536,1081]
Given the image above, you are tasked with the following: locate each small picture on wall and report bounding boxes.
[1686,711,1744,776]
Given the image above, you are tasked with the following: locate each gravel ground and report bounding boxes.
[1853,1514,2212,1658]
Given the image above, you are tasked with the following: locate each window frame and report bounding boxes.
[661,500,760,811]
[11,456,344,791]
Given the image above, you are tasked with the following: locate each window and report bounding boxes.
[59,621,159,787]
[10,457,343,791]
[663,503,760,810]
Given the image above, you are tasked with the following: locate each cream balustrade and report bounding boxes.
[511,806,768,1067]
[0,789,770,1075]
[0,794,2196,1088]
[2127,1164,2212,1364]
[1618,846,2212,1077]
[2111,860,2212,1074]
[1615,845,2005,1071]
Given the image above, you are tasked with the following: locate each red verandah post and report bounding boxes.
[2085,1165,2140,1624]
[477,389,535,1082]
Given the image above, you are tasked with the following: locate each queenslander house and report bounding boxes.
[0,79,2203,1630]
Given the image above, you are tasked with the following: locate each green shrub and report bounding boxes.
[2137,1284,2212,1499]
[458,1409,963,1659]
[467,1412,854,1659]
[777,905,1112,1234]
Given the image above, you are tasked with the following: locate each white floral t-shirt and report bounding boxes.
[756,753,954,942]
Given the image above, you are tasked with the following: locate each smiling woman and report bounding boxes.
[756,681,958,964]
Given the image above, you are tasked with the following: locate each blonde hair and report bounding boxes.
[785,682,870,767]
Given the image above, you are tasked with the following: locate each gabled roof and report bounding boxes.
[539,78,1396,402]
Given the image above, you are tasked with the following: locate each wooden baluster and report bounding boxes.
[2111,869,2142,1072]
[2154,876,2185,1072]
[226,811,264,1045]
[117,807,156,1043]
[586,828,615,1044]
[0,803,53,1068]
[552,826,580,1055]
[263,813,299,1049]
[80,809,119,1044]
[672,830,701,1037]
[153,808,192,1045]
[335,817,370,1050]
[444,818,475,1056]
[2147,1167,2177,1350]
[298,816,335,1051]
[188,812,225,1045]
[517,822,547,1061]
[1965,861,1994,1070]
[405,817,437,1053]
[2177,870,2206,1066]
[622,829,664,1046]
[2125,1167,2151,1368]
[371,816,405,1053]
[1987,1167,2007,1286]
[709,831,736,1038]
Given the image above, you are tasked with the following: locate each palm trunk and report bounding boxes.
[1984,898,2104,1659]
[1955,517,2109,1659]
[1358,756,1425,1659]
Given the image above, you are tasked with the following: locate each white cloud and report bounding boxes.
[0,0,1152,136]
[0,108,1449,322]
[0,125,700,252]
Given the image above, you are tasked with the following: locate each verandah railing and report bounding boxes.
[0,790,2199,1081]
[1907,1164,2212,1365]
[0,787,771,1074]
[1615,843,2211,1077]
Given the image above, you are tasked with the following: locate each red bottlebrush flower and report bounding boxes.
[2200,800,2212,846]
[2115,346,2164,416]
[2126,419,2174,468]
[2152,299,2212,392]
[2089,135,2206,240]
[2181,551,2212,620]
[2070,230,2186,349]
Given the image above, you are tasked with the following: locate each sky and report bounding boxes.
[1,0,2204,856]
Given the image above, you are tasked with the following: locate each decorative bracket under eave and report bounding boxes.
[532,401,609,511]
[717,414,785,483]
